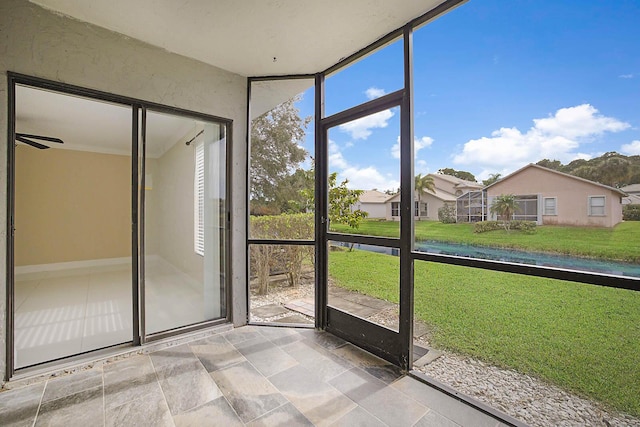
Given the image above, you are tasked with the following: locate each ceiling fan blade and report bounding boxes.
[16,135,50,149]
[15,133,64,145]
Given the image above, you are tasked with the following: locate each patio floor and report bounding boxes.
[0,325,510,427]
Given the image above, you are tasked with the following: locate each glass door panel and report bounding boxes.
[144,110,227,334]
[13,85,133,368]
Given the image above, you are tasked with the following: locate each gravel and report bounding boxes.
[418,352,640,427]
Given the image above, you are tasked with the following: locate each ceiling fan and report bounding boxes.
[15,133,64,149]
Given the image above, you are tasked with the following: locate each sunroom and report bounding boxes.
[2,0,639,426]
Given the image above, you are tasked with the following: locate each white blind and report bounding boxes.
[194,142,205,256]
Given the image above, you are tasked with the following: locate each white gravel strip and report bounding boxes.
[418,352,639,427]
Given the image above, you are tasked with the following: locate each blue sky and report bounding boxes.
[296,0,640,191]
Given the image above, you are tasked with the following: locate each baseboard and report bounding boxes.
[15,257,131,275]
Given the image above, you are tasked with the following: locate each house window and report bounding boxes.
[391,202,400,217]
[194,141,205,256]
[415,201,428,217]
[543,197,557,216]
[589,196,606,216]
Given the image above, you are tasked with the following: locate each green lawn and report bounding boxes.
[329,248,640,416]
[330,220,640,262]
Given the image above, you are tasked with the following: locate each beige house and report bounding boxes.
[485,164,626,228]
[385,173,482,221]
[352,189,390,219]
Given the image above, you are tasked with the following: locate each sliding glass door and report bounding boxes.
[12,84,134,368]
[142,109,228,335]
[8,75,230,374]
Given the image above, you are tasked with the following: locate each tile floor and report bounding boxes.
[0,325,509,427]
[14,257,222,368]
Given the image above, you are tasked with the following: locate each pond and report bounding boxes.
[334,241,640,278]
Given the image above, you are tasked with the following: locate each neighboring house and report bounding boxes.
[385,173,481,221]
[620,183,640,195]
[430,173,483,197]
[621,184,640,205]
[485,164,627,227]
[352,190,390,219]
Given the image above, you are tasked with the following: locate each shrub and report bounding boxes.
[474,220,536,234]
[249,213,314,294]
[623,204,640,221]
[438,204,457,224]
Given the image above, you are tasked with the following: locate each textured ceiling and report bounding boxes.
[30,0,447,76]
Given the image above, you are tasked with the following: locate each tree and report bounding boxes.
[298,170,368,238]
[482,173,502,186]
[414,174,435,221]
[536,159,563,171]
[250,96,311,212]
[490,194,519,232]
[328,173,368,235]
[437,168,477,182]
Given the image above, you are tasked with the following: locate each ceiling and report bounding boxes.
[16,85,203,158]
[18,1,451,155]
[30,0,448,77]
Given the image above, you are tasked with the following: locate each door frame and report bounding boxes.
[5,73,233,379]
[315,27,415,369]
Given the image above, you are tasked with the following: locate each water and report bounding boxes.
[335,241,640,278]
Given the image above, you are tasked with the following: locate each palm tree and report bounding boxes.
[490,194,518,231]
[414,174,435,220]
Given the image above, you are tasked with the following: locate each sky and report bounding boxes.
[292,0,640,192]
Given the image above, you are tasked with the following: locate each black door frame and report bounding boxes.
[5,73,233,379]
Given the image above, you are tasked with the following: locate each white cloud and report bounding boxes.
[329,140,348,169]
[453,104,630,171]
[416,160,429,174]
[339,109,394,140]
[619,74,634,79]
[621,140,640,155]
[341,166,399,192]
[365,87,387,100]
[391,135,434,159]
[329,139,397,191]
[532,104,629,139]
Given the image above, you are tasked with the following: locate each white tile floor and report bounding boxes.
[14,257,222,368]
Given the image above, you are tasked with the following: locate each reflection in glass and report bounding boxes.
[144,111,226,334]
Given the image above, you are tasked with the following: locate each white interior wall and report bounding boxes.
[0,0,248,381]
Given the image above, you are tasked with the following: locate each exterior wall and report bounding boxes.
[356,202,387,219]
[487,167,622,227]
[420,193,448,221]
[384,193,448,221]
[1,0,248,381]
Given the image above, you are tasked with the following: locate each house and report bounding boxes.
[485,164,627,227]
[385,173,482,221]
[621,184,640,205]
[352,189,391,219]
[620,183,640,195]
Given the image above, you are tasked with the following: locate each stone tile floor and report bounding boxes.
[0,325,510,427]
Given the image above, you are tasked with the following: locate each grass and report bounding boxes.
[329,248,640,416]
[330,220,640,262]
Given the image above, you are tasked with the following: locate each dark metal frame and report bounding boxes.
[245,75,318,327]
[5,72,233,379]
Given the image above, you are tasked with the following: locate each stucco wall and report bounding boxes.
[0,0,248,380]
[487,167,622,228]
